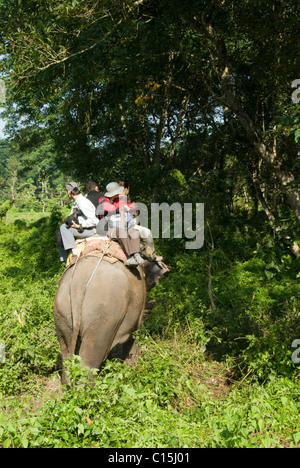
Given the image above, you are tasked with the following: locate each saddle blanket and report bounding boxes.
[66,235,128,266]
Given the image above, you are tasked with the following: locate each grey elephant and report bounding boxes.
[53,255,169,383]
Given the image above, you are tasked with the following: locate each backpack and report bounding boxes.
[108,211,135,230]
[95,196,109,219]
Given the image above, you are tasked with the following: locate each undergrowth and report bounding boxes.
[0,210,300,448]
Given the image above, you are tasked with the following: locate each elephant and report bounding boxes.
[53,255,169,383]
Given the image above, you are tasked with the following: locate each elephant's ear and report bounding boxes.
[143,260,170,291]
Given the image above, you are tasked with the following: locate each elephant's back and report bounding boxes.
[75,255,144,287]
[64,256,144,301]
[55,256,145,320]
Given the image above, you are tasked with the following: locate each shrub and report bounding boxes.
[148,249,300,380]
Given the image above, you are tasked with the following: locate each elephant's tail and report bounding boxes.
[69,263,84,357]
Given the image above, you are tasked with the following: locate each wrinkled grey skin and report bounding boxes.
[53,257,168,383]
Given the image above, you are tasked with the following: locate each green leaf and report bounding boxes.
[261,438,273,448]
[295,129,300,143]
[21,437,29,448]
[77,423,84,435]
[146,400,152,411]
[3,438,11,448]
[281,397,289,407]
[240,427,249,439]
[265,270,275,280]
[258,419,265,432]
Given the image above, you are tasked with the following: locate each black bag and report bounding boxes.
[64,214,79,229]
[64,208,84,233]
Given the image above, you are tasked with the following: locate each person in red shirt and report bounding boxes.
[103,182,144,268]
[102,192,136,215]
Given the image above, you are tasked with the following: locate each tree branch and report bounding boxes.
[183,7,300,221]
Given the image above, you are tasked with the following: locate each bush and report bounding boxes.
[0,209,62,395]
[148,247,300,380]
[0,211,300,448]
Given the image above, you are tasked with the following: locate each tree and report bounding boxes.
[180,1,300,220]
[0,0,299,221]
[0,135,67,211]
[0,140,10,192]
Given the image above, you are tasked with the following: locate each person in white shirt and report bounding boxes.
[58,182,99,265]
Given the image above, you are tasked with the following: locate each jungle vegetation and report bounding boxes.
[0,0,299,448]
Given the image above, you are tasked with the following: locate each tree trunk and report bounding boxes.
[10,170,17,206]
[169,95,190,165]
[252,173,275,222]
[251,171,300,257]
[184,11,300,221]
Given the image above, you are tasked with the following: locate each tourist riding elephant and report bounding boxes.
[53,256,169,383]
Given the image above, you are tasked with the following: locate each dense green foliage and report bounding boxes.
[0,138,68,212]
[1,0,300,212]
[0,0,300,450]
[0,212,299,448]
[0,211,62,396]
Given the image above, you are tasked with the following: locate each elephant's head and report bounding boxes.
[143,260,170,291]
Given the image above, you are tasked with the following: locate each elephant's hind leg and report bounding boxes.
[109,314,144,365]
[78,313,123,370]
[55,321,73,385]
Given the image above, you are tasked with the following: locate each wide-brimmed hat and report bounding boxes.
[66,181,79,191]
[105,182,124,198]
